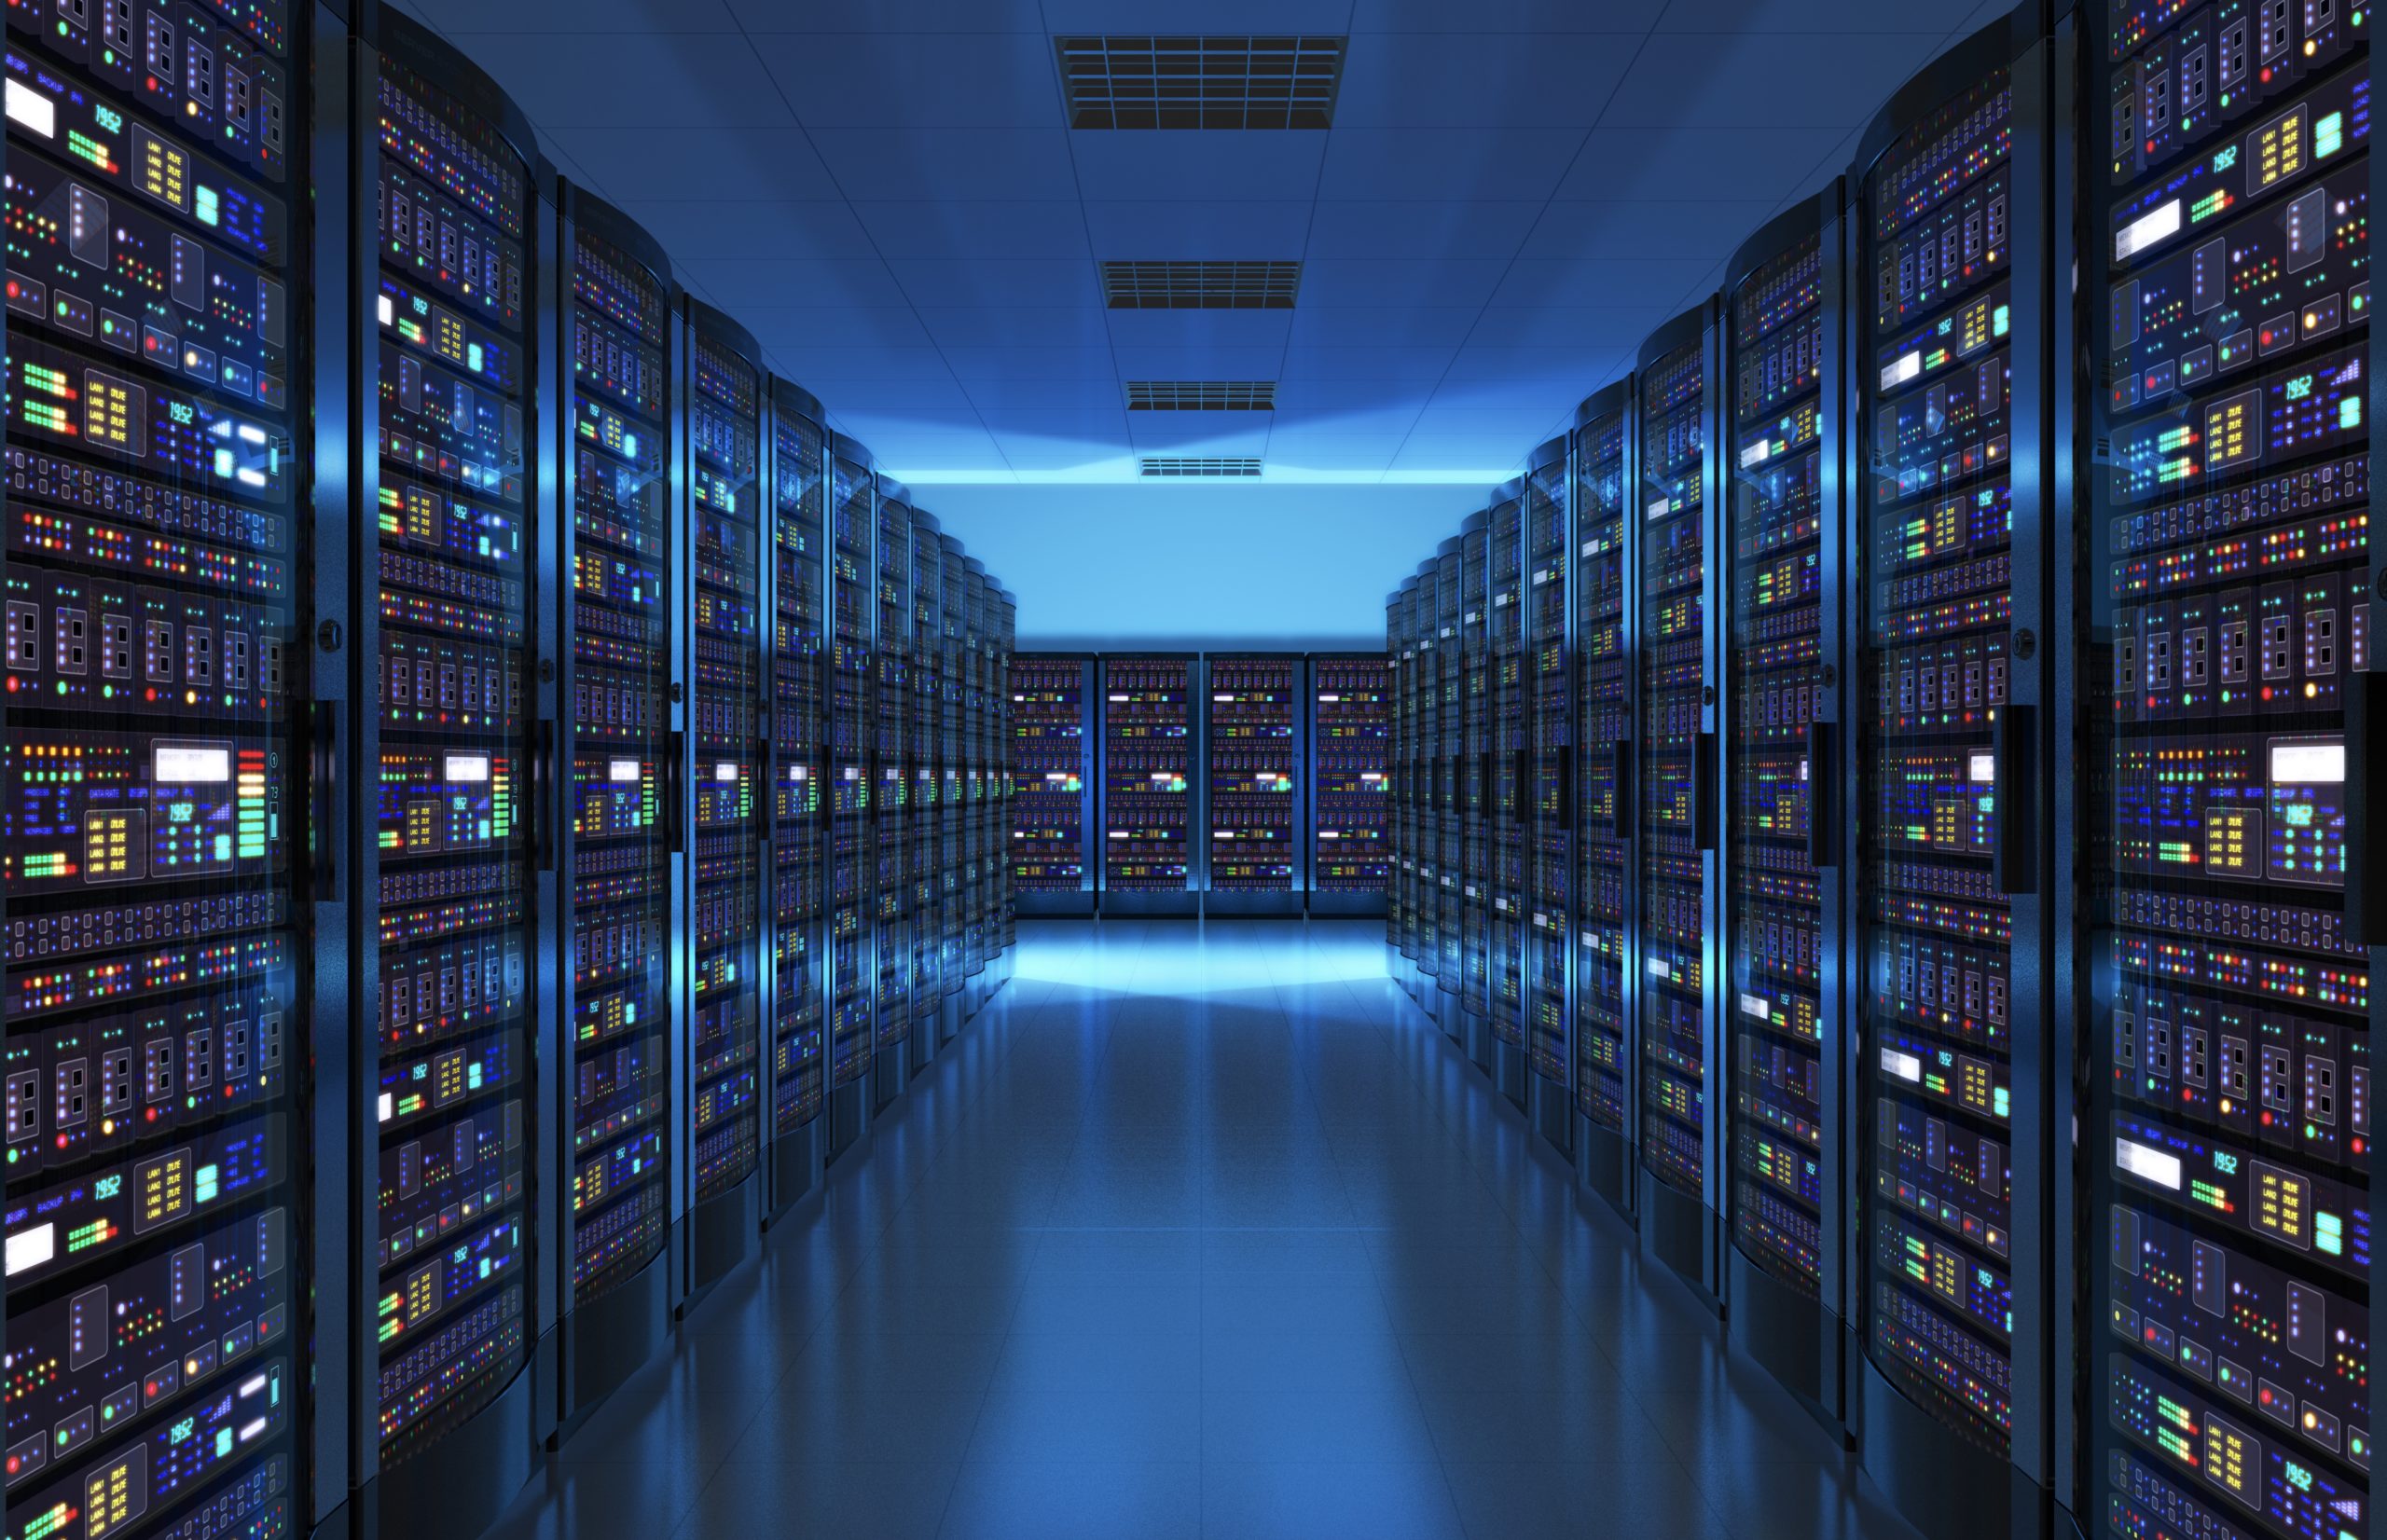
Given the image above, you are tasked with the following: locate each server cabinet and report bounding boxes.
[554,186,677,1425]
[1635,301,1725,1303]
[348,13,550,1532]
[1206,653,1304,916]
[1412,565,1443,1005]
[766,383,828,1215]
[870,484,914,1109]
[1099,654,1197,915]
[824,436,875,1156]
[1524,437,1574,1147]
[1488,488,1530,1103]
[1387,594,1415,966]
[906,511,945,1057]
[1574,383,1637,1214]
[935,534,967,1036]
[1309,653,1391,917]
[1432,539,1465,1034]
[2089,5,2371,1540]
[960,558,990,1004]
[1458,512,1494,1057]
[1847,8,2060,1533]
[682,300,764,1296]
[1722,192,1849,1421]
[4,0,324,1533]
[1014,655,1097,915]
[993,590,1017,988]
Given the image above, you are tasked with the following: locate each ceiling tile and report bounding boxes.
[781,377,977,410]
[1654,0,1982,29]
[724,0,1046,29]
[914,307,1112,350]
[1296,257,1512,310]
[1318,129,1583,200]
[1462,308,1664,351]
[1287,308,1483,349]
[850,201,1092,259]
[941,346,1119,382]
[1352,0,1670,28]
[1555,126,1852,201]
[749,33,1061,127]
[963,378,1133,411]
[1125,417,1272,456]
[882,258,1100,308]
[807,129,1080,200]
[988,436,1138,474]
[545,128,842,201]
[611,201,874,262]
[752,345,953,382]
[711,305,931,351]
[1601,33,1944,129]
[410,0,740,29]
[1278,346,1455,381]
[1106,344,1289,381]
[1335,34,1637,128]
[1303,201,1543,260]
[1069,134,1329,203]
[673,257,912,310]
[1487,258,1703,310]
[1081,201,1316,258]
[439,34,794,127]
[1519,199,1784,262]
[1038,0,1354,27]
[1100,312,1293,356]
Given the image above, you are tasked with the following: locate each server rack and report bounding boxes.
[993,590,1018,989]
[1387,595,1415,961]
[346,13,552,1533]
[1014,654,1097,915]
[1098,654,1198,915]
[824,436,876,1156]
[1574,382,1637,1216]
[1432,538,1466,1035]
[766,383,829,1216]
[1308,653,1391,917]
[2088,8,2370,1540]
[553,185,679,1429]
[961,557,990,1008]
[1405,569,1438,1002]
[906,510,944,1062]
[1524,437,1574,1147]
[1489,486,1531,1104]
[1846,7,2061,1533]
[681,299,765,1299]
[1205,653,1304,917]
[870,482,914,1109]
[1635,301,1726,1305]
[936,533,968,1037]
[1458,512,1494,1059]
[1721,190,1850,1423]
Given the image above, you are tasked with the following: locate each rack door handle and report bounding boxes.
[532,719,558,873]
[1692,732,1719,852]
[1610,738,1633,841]
[309,700,339,901]
[1992,704,2039,896]
[1806,719,1839,869]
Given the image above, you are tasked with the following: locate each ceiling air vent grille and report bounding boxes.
[1099,261,1301,309]
[1055,35,1347,130]
[1139,457,1263,478]
[1125,381,1278,410]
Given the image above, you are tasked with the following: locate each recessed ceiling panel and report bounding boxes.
[1334,33,1636,127]
[850,200,1095,259]
[1317,128,1585,200]
[1054,35,1347,129]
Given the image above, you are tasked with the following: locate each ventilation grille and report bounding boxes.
[1139,457,1263,478]
[1125,381,1278,411]
[1055,35,1346,130]
[1099,261,1301,309]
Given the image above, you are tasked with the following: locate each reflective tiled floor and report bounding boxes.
[482,920,1923,1539]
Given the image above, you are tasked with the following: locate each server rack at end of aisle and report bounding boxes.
[824,433,876,1161]
[346,11,553,1534]
[2087,7,2368,1540]
[1205,653,1305,917]
[1099,653,1201,916]
[1456,511,1494,1063]
[936,533,969,1035]
[994,588,1019,988]
[869,479,915,1112]
[1720,187,1850,1429]
[681,297,766,1305]
[554,180,681,1434]
[960,556,991,1006]
[1846,6,2059,1535]
[1487,482,1532,1108]
[766,380,831,1219]
[1523,433,1575,1151]
[907,509,945,1065]
[1634,298,1727,1310]
[1013,654,1097,915]
[1573,379,1638,1220]
[1431,537,1466,1039]
[1308,652,1391,918]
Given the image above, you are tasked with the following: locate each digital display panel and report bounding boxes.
[1099,657,1191,891]
[1011,658,1092,891]
[1311,655,1388,895]
[1574,406,1630,1133]
[769,396,826,1133]
[1207,658,1298,892]
[1730,230,1828,1297]
[565,211,670,1299]
[1862,65,2018,1455]
[2096,6,2370,1534]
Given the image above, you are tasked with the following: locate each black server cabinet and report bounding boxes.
[553,186,678,1428]
[348,13,550,1534]
[960,557,988,1009]
[992,589,1017,990]
[1722,191,1851,1423]
[1406,567,1439,1005]
[2090,7,2372,1540]
[824,435,875,1157]
[1574,382,1637,1215]
[1205,653,1304,916]
[1431,538,1465,1036]
[1309,653,1390,917]
[682,300,765,1298]
[1524,437,1574,1148]
[1098,654,1197,916]
[1014,654,1097,915]
[766,382,829,1216]
[1635,301,1726,1305]
[1847,8,2063,1534]
[1457,511,1493,1057]
[1387,593,1416,968]
[870,482,914,1110]
[1488,487,1530,1103]
[934,533,967,1037]
[4,0,324,1534]
[906,510,945,1060]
